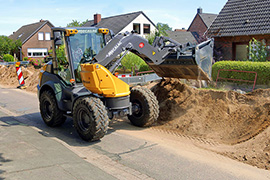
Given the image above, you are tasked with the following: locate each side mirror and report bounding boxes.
[54,31,63,45]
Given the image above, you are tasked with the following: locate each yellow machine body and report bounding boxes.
[80,63,130,98]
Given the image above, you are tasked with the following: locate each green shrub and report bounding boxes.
[3,54,14,62]
[23,57,29,61]
[139,63,152,72]
[121,53,145,70]
[212,61,270,85]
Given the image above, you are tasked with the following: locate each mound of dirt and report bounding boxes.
[151,78,270,169]
[220,125,270,170]
[0,65,40,93]
[152,78,270,144]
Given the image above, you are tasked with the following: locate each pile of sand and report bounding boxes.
[0,65,40,92]
[152,78,270,144]
[151,78,270,169]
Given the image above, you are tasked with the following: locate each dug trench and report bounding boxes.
[1,65,270,170]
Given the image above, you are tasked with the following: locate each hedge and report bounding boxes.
[212,61,270,85]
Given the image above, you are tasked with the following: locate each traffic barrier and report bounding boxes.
[0,61,29,66]
[15,62,26,88]
[115,74,132,78]
[216,69,257,91]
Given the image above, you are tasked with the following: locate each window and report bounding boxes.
[38,32,44,40]
[235,44,248,60]
[133,23,141,34]
[45,32,50,40]
[33,52,43,57]
[17,33,24,39]
[53,31,71,84]
[143,24,150,34]
[27,48,48,57]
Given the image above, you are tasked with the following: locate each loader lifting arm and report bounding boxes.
[93,32,214,80]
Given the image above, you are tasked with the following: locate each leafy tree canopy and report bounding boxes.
[67,19,89,27]
[156,22,172,36]
[146,22,172,45]
[0,36,21,57]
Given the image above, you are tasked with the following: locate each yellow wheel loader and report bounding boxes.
[37,27,213,141]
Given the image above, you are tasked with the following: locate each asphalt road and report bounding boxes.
[1,85,270,180]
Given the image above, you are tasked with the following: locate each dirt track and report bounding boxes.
[0,65,270,170]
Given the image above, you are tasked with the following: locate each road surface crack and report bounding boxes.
[93,142,157,161]
[118,142,157,156]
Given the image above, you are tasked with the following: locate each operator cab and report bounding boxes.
[51,27,109,85]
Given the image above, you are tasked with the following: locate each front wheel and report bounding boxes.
[39,90,66,127]
[128,87,159,127]
[73,96,109,141]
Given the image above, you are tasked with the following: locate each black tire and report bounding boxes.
[73,96,109,141]
[39,90,66,127]
[128,86,159,127]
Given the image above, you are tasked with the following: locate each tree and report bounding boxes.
[146,22,172,45]
[0,36,21,57]
[67,19,89,27]
[156,23,172,36]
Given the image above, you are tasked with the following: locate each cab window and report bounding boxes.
[54,31,72,85]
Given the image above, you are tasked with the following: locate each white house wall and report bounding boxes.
[119,14,157,37]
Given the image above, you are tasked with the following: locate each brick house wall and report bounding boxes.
[214,35,270,61]
[22,24,52,60]
[188,15,207,40]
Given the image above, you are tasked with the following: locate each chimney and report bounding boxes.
[40,19,45,22]
[197,7,202,14]
[94,13,101,24]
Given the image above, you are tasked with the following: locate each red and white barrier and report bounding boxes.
[115,74,132,78]
[15,62,25,87]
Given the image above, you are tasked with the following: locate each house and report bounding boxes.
[166,29,197,45]
[166,8,216,45]
[188,8,217,42]
[83,11,157,37]
[9,20,54,60]
[207,0,270,61]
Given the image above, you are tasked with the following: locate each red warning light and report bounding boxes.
[139,42,144,48]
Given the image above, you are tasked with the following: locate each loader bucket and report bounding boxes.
[149,39,213,81]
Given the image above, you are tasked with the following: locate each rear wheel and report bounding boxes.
[128,87,159,127]
[39,90,66,127]
[73,96,109,141]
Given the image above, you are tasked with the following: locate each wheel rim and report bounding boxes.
[132,100,143,118]
[78,108,93,132]
[43,100,53,119]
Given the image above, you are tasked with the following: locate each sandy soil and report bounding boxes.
[1,65,270,170]
[0,65,39,93]
[151,78,270,170]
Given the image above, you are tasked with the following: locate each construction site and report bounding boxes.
[1,64,270,171]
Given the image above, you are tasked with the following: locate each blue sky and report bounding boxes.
[0,0,228,36]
